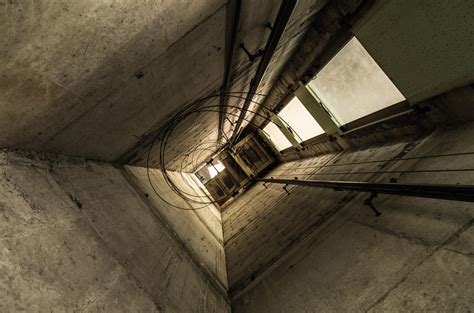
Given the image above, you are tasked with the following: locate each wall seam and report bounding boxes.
[119,167,231,303]
[363,218,474,312]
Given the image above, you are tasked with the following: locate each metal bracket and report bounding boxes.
[226,117,235,126]
[239,43,265,62]
[364,192,381,217]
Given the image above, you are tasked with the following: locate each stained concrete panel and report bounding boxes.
[128,0,326,170]
[226,122,474,310]
[0,153,158,312]
[354,0,474,103]
[0,150,230,312]
[368,249,474,312]
[447,225,474,256]
[223,139,423,293]
[350,123,474,246]
[37,6,227,165]
[233,221,431,313]
[0,0,225,161]
[0,0,321,172]
[125,165,228,290]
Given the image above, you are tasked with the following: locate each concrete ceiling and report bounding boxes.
[0,0,324,171]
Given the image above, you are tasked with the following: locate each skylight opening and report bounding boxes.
[278,97,325,142]
[307,37,405,125]
[262,122,292,151]
[207,161,225,179]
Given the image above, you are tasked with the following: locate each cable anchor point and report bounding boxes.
[364,192,382,217]
[239,43,265,62]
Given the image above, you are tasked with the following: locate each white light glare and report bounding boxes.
[208,161,225,179]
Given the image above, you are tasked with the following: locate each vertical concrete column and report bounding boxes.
[294,85,340,136]
[295,85,351,149]
[271,115,302,149]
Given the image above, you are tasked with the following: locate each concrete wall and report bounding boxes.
[227,122,474,311]
[125,166,228,291]
[0,0,324,171]
[354,0,474,103]
[280,84,474,163]
[0,150,230,312]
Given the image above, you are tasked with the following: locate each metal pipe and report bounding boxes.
[230,0,297,143]
[219,0,242,141]
[255,178,474,202]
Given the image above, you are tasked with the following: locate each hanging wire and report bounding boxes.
[145,91,306,210]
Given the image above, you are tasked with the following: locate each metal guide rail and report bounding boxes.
[256,177,474,203]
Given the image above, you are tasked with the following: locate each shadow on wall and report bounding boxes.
[0,0,226,163]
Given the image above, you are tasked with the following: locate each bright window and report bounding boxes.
[278,97,325,141]
[263,123,292,151]
[207,161,225,178]
[307,37,405,125]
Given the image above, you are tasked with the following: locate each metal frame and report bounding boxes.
[270,115,302,150]
[218,0,242,141]
[230,133,275,178]
[294,85,340,135]
[230,0,298,143]
[256,178,474,203]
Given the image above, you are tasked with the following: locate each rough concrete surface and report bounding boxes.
[0,0,322,171]
[0,0,473,311]
[125,165,228,290]
[0,150,230,312]
[368,248,474,312]
[0,151,159,312]
[233,221,432,313]
[126,0,325,170]
[354,0,474,103]
[223,138,429,293]
[229,122,474,311]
